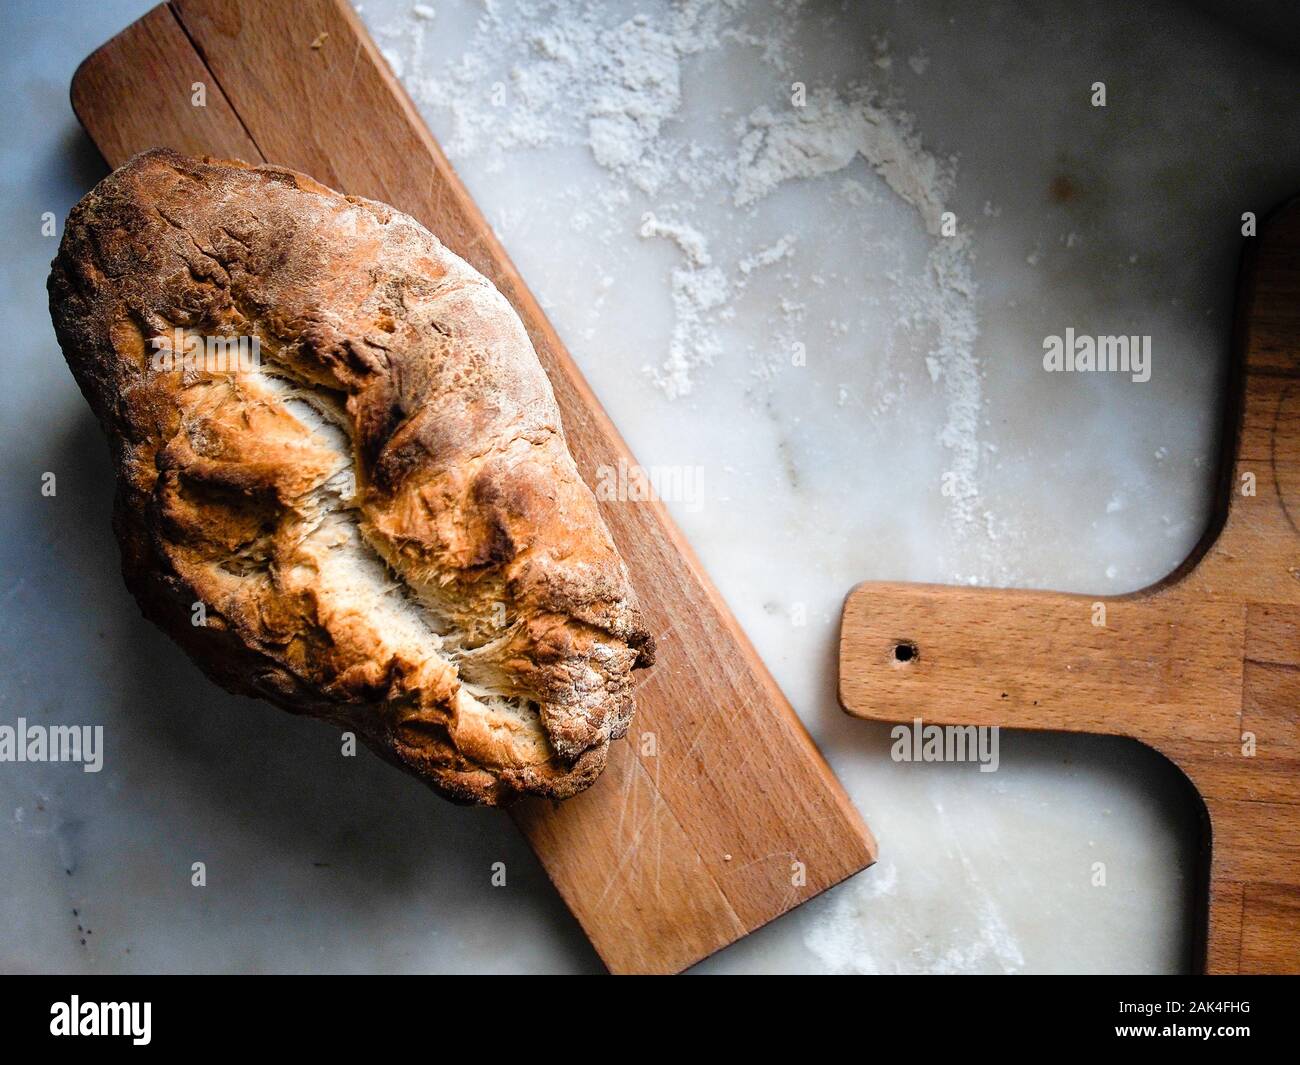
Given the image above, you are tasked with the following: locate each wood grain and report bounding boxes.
[841,200,1300,974]
[70,4,259,162]
[70,0,876,974]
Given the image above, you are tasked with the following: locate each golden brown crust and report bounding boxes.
[48,148,653,805]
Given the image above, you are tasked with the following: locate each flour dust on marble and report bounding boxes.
[804,797,1027,975]
[367,0,991,547]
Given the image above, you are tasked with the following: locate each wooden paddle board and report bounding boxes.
[69,0,877,975]
[841,201,1300,974]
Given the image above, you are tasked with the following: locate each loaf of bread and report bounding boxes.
[48,148,654,805]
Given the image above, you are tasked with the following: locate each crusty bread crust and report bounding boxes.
[48,148,653,805]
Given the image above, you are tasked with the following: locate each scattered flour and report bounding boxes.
[403,2,730,192]
[639,214,712,267]
[805,800,1025,974]
[380,47,405,78]
[657,266,729,398]
[733,88,950,236]
[376,0,986,525]
[738,234,795,276]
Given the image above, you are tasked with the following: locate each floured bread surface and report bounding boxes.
[48,148,654,805]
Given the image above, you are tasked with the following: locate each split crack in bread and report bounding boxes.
[48,148,655,806]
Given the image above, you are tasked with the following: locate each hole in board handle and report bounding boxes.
[892,641,917,665]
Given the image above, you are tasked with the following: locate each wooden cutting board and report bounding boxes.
[69,0,876,974]
[841,201,1300,974]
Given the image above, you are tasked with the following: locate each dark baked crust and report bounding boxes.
[48,148,654,805]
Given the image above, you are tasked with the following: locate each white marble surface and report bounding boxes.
[2,0,1298,974]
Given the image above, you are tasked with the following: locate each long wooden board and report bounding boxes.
[70,0,876,974]
[841,201,1300,974]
